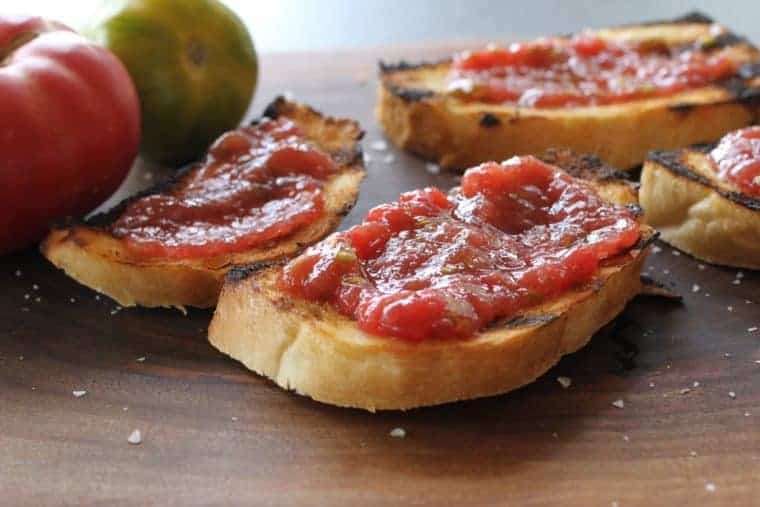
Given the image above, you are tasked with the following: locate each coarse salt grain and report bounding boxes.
[697,264,705,270]
[649,382,656,388]
[727,306,734,312]
[383,154,395,164]
[611,399,625,409]
[663,269,670,275]
[691,284,700,293]
[736,271,744,279]
[14,269,22,277]
[680,388,691,395]
[705,483,716,493]
[32,284,39,291]
[69,297,76,303]
[652,245,662,253]
[728,391,736,399]
[623,435,630,442]
[690,450,698,457]
[389,427,406,438]
[748,327,758,333]
[693,381,700,388]
[556,376,572,389]
[127,429,142,445]
[733,279,741,285]
[136,356,146,362]
[672,250,680,256]
[72,390,87,398]
[425,162,440,175]
[370,140,388,151]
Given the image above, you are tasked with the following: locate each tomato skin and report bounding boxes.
[0,15,140,253]
[90,0,258,166]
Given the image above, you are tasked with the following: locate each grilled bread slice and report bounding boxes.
[377,12,760,170]
[640,144,760,270]
[208,152,654,411]
[42,98,365,310]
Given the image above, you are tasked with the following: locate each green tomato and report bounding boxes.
[89,0,258,166]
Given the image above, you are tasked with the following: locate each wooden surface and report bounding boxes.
[2,46,759,507]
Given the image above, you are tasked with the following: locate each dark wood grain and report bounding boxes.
[1,45,759,507]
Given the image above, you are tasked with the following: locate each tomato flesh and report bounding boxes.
[110,118,335,259]
[279,156,640,341]
[449,34,737,108]
[710,126,760,197]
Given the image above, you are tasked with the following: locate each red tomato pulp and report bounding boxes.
[449,34,737,108]
[110,118,336,259]
[280,156,640,341]
[710,127,760,197]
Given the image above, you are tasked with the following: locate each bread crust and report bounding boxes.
[41,98,366,309]
[377,15,760,170]
[640,147,760,269]
[208,156,654,410]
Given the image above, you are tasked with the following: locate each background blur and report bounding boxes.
[10,0,760,53]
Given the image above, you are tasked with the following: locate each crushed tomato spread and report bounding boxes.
[111,118,336,259]
[710,126,760,197]
[279,156,641,341]
[449,33,737,108]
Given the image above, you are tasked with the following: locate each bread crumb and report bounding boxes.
[231,416,238,422]
[705,483,716,493]
[748,327,758,333]
[745,412,751,417]
[390,427,406,438]
[552,432,559,438]
[556,376,572,389]
[690,450,697,457]
[728,391,736,399]
[611,399,625,409]
[679,388,691,395]
[370,140,388,151]
[72,390,87,398]
[127,429,142,445]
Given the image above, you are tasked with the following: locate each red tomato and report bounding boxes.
[0,15,140,253]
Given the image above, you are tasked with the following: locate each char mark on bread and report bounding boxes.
[648,150,760,212]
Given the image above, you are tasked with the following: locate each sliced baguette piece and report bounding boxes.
[41,98,365,309]
[640,144,760,270]
[377,12,760,170]
[209,152,655,411]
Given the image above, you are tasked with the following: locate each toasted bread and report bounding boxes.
[640,144,760,270]
[208,152,654,411]
[377,13,760,170]
[41,98,365,310]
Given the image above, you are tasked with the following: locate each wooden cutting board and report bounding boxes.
[2,45,759,506]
